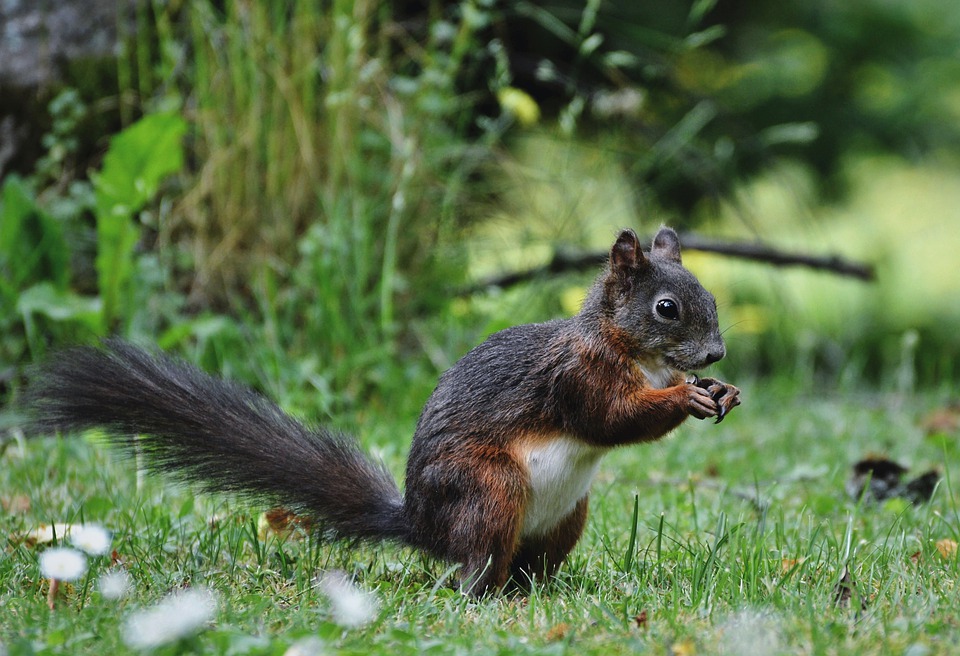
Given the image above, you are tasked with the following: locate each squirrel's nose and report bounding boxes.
[704,346,725,365]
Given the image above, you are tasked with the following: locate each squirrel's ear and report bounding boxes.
[610,229,645,274]
[651,226,682,263]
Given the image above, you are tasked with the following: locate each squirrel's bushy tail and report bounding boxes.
[26,339,408,544]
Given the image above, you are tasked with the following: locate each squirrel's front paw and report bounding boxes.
[693,377,741,423]
[684,383,719,420]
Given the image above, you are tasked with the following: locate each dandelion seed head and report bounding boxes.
[69,524,112,556]
[318,571,378,628]
[284,636,326,656]
[99,569,132,600]
[904,643,932,656]
[39,547,87,582]
[716,608,782,656]
[122,587,218,650]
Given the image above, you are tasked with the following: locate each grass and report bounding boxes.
[7,2,958,650]
[3,376,959,655]
[174,0,490,310]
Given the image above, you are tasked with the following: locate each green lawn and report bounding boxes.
[3,380,958,655]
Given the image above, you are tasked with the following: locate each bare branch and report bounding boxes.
[459,233,875,295]
[677,233,875,281]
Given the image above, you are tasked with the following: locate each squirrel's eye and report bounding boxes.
[656,299,680,320]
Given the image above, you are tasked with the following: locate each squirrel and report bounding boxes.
[26,226,740,596]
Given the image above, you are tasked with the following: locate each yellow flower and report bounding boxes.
[497,87,541,126]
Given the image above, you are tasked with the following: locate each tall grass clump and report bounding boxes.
[164,1,501,408]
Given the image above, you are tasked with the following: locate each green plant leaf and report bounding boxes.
[94,112,187,217]
[92,111,187,330]
[0,175,70,293]
[17,282,103,351]
[16,282,102,326]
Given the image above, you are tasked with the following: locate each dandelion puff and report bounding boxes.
[99,569,132,600]
[69,524,112,556]
[284,636,326,656]
[39,547,87,582]
[716,608,782,656]
[317,571,378,628]
[122,587,218,650]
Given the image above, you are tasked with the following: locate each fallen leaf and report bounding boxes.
[257,507,313,540]
[903,471,940,503]
[634,610,648,629]
[833,566,867,610]
[936,539,958,560]
[921,404,960,435]
[1,494,31,513]
[22,523,76,547]
[781,557,805,573]
[909,551,921,565]
[846,457,940,504]
[545,623,570,641]
[846,457,907,502]
[671,639,696,656]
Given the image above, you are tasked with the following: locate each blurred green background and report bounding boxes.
[2,0,959,431]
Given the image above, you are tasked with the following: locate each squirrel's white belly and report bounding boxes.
[639,362,679,389]
[520,436,607,537]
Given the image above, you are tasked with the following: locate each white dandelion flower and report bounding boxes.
[716,608,782,656]
[283,636,326,656]
[69,524,112,556]
[39,547,87,582]
[318,571,378,628]
[122,587,218,650]
[99,569,132,600]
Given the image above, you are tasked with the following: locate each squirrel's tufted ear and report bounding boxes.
[651,226,682,263]
[610,229,645,274]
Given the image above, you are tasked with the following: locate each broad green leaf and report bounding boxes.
[17,282,102,328]
[92,111,187,329]
[0,175,70,291]
[157,314,235,350]
[93,112,188,216]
